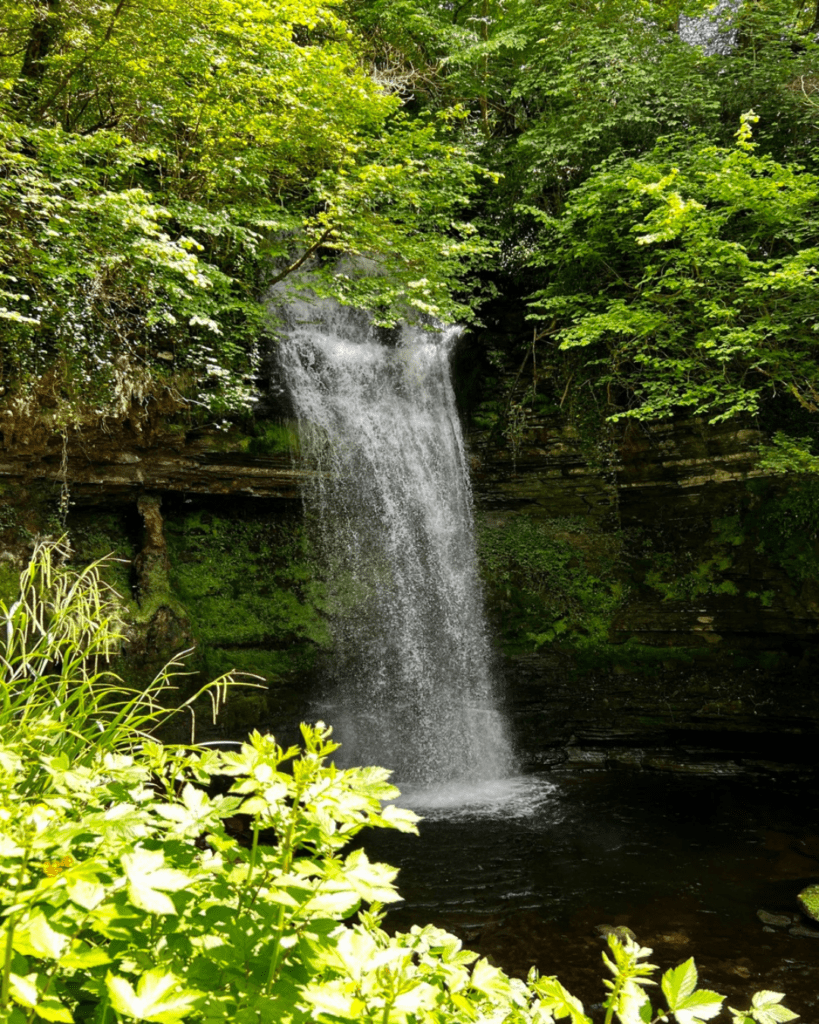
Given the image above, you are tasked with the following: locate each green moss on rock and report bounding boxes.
[166,507,329,679]
[64,503,328,735]
[241,420,300,456]
[798,884,819,923]
[477,513,624,653]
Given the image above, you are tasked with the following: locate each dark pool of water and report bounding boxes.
[360,770,819,1021]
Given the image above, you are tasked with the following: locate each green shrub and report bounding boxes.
[641,517,744,604]
[0,538,240,795]
[0,700,543,1024]
[755,479,819,583]
[0,721,800,1024]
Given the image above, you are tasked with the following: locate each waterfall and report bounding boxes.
[679,0,737,56]
[279,300,513,790]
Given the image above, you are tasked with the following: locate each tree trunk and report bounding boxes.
[10,0,62,118]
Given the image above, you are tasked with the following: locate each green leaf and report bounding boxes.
[58,943,112,970]
[105,969,202,1023]
[469,957,516,1002]
[65,877,106,911]
[300,888,360,917]
[335,850,401,904]
[122,850,191,916]
[12,913,70,960]
[742,991,800,1024]
[8,974,73,1022]
[378,803,420,834]
[533,976,591,1023]
[673,989,725,1024]
[662,959,698,1009]
[301,979,362,1019]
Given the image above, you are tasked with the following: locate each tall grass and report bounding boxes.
[0,537,250,793]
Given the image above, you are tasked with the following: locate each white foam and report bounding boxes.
[395,775,556,821]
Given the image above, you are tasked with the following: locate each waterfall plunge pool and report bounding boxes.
[360,769,819,1020]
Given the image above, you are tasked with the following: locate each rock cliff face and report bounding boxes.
[1,401,817,772]
[0,414,319,748]
[0,417,311,503]
[470,411,819,773]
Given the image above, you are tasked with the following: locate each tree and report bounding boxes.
[348,0,819,434]
[525,114,819,423]
[0,0,490,420]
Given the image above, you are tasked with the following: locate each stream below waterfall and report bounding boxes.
[359,770,819,1021]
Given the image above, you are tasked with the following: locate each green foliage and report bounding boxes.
[0,722,799,1024]
[0,117,263,418]
[759,481,819,541]
[0,722,426,1024]
[0,538,242,795]
[502,1,723,226]
[65,514,135,602]
[638,476,819,600]
[354,0,819,436]
[0,559,20,605]
[639,517,744,604]
[645,558,740,603]
[526,117,819,424]
[597,935,798,1024]
[0,496,19,534]
[753,479,819,583]
[65,506,329,688]
[6,0,819,437]
[797,883,819,923]
[0,0,490,421]
[478,515,623,651]
[728,991,800,1024]
[717,0,819,167]
[757,432,819,476]
[348,0,723,213]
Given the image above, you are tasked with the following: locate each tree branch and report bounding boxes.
[268,227,336,287]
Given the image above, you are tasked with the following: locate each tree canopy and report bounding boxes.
[0,0,489,419]
[347,0,819,433]
[527,115,819,423]
[3,0,819,432]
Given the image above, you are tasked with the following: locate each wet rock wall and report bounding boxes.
[0,404,817,771]
[470,411,819,773]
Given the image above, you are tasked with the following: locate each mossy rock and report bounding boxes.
[797,883,819,922]
[0,558,21,604]
[242,420,300,456]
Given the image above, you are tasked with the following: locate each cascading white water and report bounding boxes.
[679,0,737,55]
[279,300,514,790]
